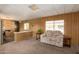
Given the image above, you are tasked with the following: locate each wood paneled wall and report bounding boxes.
[20,12,79,47]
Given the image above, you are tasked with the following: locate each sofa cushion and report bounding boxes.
[52,31,63,36]
[46,30,53,37]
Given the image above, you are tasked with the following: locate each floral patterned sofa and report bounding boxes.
[40,30,63,47]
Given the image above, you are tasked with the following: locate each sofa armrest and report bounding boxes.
[58,35,63,38]
[56,35,64,42]
[41,33,46,38]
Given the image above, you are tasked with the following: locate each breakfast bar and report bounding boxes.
[14,31,32,42]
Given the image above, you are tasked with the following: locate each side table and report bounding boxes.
[63,36,71,47]
[36,33,42,40]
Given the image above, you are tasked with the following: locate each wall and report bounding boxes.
[20,12,79,47]
[3,20,16,31]
[15,21,20,32]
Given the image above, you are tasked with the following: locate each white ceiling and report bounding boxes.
[0,4,79,21]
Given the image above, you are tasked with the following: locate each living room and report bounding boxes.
[0,4,79,54]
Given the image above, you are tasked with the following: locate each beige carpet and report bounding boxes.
[0,38,77,54]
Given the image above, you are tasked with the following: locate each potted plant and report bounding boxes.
[37,28,43,34]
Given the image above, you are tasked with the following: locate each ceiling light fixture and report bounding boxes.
[29,4,39,12]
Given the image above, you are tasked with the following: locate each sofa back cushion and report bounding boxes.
[52,31,63,36]
[45,30,53,37]
[45,30,63,37]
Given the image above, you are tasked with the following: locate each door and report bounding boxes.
[0,19,3,44]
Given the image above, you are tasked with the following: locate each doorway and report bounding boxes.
[2,20,19,44]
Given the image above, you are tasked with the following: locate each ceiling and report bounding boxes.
[0,4,79,21]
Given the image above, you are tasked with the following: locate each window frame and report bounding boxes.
[45,20,64,34]
[24,23,29,31]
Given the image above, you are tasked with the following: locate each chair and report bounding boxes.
[3,30,14,42]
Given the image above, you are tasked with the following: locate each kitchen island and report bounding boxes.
[14,31,32,42]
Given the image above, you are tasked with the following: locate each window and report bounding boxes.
[46,20,64,34]
[46,21,54,31]
[24,23,29,30]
